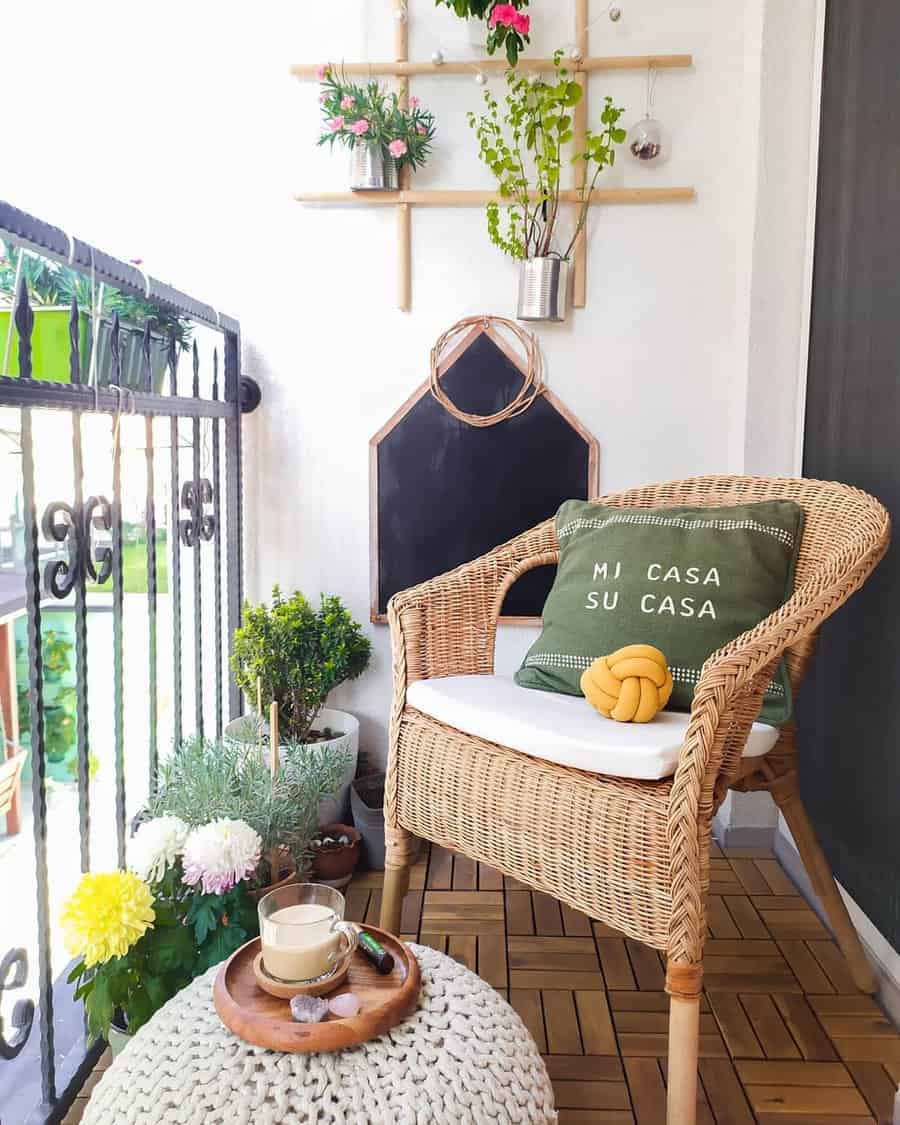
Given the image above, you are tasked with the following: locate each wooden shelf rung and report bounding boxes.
[291,54,693,80]
[295,187,696,206]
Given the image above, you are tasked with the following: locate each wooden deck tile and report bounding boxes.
[510,988,546,1053]
[533,891,564,935]
[807,941,865,994]
[576,990,618,1056]
[740,994,802,1059]
[845,1060,898,1123]
[426,844,453,889]
[543,990,584,1054]
[699,1056,756,1124]
[744,1084,871,1117]
[505,890,535,935]
[598,939,638,990]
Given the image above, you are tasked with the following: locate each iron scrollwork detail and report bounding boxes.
[41,496,113,598]
[0,947,34,1061]
[179,479,215,548]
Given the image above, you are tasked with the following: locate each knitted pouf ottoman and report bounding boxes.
[83,943,556,1124]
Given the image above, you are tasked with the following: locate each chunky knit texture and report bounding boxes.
[83,944,556,1124]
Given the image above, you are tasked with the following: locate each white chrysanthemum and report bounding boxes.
[128,815,189,884]
[182,818,262,895]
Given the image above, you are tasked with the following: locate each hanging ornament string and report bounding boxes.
[645,62,659,117]
[429,315,544,427]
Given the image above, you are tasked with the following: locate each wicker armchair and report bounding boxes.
[379,475,890,1125]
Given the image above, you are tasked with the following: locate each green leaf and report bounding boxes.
[66,960,86,985]
[564,82,582,106]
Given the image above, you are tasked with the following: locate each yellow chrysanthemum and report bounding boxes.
[61,871,155,968]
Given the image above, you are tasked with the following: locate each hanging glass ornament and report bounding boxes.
[628,64,667,165]
[628,116,665,162]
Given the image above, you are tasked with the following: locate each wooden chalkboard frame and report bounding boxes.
[369,322,599,625]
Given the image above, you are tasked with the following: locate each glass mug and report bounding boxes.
[258,883,359,983]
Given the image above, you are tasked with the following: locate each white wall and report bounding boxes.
[1,0,818,772]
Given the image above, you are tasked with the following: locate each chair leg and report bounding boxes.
[772,772,877,994]
[667,993,700,1125]
[379,824,415,934]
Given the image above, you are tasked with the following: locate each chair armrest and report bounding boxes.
[665,522,889,965]
[387,519,558,687]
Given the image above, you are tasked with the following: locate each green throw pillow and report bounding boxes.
[515,498,805,725]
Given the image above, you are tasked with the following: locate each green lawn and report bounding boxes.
[87,538,169,595]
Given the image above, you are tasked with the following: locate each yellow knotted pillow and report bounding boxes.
[580,644,673,723]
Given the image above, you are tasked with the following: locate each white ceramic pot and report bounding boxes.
[107,1021,131,1058]
[224,708,359,824]
[467,19,487,51]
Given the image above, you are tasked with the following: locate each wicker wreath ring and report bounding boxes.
[429,315,544,428]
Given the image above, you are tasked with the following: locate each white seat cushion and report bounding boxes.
[406,675,779,782]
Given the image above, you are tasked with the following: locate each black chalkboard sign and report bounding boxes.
[370,324,598,622]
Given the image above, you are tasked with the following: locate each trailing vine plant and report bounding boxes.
[468,54,626,260]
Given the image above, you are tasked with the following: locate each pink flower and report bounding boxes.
[388,139,408,158]
[350,119,370,136]
[319,92,328,104]
[489,3,517,28]
[340,95,356,110]
[409,95,420,108]
[329,116,345,133]
[416,124,428,135]
[315,63,330,81]
[513,11,530,33]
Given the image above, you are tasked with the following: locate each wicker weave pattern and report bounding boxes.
[385,476,890,979]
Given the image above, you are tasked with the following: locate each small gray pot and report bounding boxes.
[350,142,399,191]
[517,257,570,322]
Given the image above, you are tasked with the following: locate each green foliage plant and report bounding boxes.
[0,240,192,349]
[230,586,371,745]
[149,735,352,883]
[467,54,626,261]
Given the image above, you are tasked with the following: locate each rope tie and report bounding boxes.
[429,314,543,427]
[665,960,704,1000]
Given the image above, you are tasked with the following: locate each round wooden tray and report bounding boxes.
[213,926,420,1053]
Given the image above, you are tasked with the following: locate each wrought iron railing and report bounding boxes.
[0,200,259,1123]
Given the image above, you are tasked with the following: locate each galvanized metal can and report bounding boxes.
[517,257,570,322]
[349,143,399,191]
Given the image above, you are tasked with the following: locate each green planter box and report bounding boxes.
[0,307,78,382]
[0,306,169,389]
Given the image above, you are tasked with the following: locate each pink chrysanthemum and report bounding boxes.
[182,819,261,896]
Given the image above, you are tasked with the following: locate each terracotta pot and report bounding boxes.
[311,824,362,882]
[247,846,298,904]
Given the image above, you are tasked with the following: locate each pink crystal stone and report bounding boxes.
[328,992,361,1018]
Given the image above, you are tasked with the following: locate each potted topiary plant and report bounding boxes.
[149,735,352,895]
[468,53,626,321]
[228,588,371,822]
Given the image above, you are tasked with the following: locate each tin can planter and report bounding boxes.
[517,257,570,322]
[350,143,399,191]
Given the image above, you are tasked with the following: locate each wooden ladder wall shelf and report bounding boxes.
[292,1,696,311]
